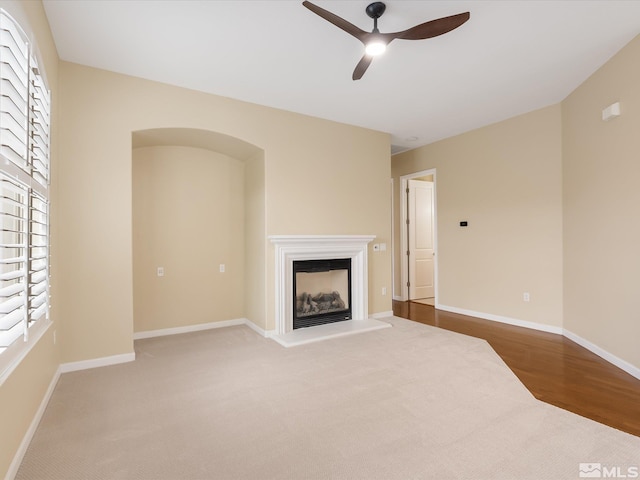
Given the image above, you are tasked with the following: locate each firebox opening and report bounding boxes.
[293,259,352,329]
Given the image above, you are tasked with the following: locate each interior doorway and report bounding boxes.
[400,169,437,304]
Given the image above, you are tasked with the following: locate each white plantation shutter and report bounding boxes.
[0,174,28,351]
[0,9,50,361]
[0,10,29,171]
[28,191,48,324]
[29,59,50,186]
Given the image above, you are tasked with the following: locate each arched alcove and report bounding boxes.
[132,128,261,160]
[131,128,266,334]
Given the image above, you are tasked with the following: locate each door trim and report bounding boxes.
[398,169,438,302]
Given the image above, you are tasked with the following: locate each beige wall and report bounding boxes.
[263,117,393,328]
[0,327,57,477]
[244,151,267,328]
[392,105,564,328]
[0,1,60,478]
[132,146,245,333]
[562,35,640,369]
[57,60,392,361]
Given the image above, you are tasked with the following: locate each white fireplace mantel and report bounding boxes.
[269,235,376,336]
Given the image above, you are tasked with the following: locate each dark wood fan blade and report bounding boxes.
[391,12,470,41]
[303,1,368,42]
[352,55,373,80]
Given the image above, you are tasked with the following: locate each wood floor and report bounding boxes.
[393,300,640,437]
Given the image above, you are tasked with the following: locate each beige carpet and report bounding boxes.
[17,317,640,480]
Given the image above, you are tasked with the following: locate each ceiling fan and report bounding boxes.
[302,1,470,80]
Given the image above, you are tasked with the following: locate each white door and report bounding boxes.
[408,179,434,299]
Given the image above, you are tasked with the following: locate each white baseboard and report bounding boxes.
[563,329,640,380]
[6,366,61,480]
[134,317,275,340]
[59,352,136,374]
[243,319,275,338]
[436,303,563,335]
[133,318,246,340]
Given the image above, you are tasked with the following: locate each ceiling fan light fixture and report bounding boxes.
[302,1,470,80]
[365,40,386,56]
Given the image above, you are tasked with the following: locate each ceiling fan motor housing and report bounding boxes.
[366,2,386,19]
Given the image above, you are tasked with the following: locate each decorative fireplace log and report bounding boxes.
[296,291,346,317]
[296,292,318,314]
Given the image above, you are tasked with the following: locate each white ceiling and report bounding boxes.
[42,0,640,154]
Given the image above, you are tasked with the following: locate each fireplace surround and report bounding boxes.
[269,235,375,335]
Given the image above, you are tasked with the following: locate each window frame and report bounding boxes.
[0,8,52,385]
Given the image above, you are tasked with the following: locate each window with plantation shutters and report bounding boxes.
[0,9,50,371]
